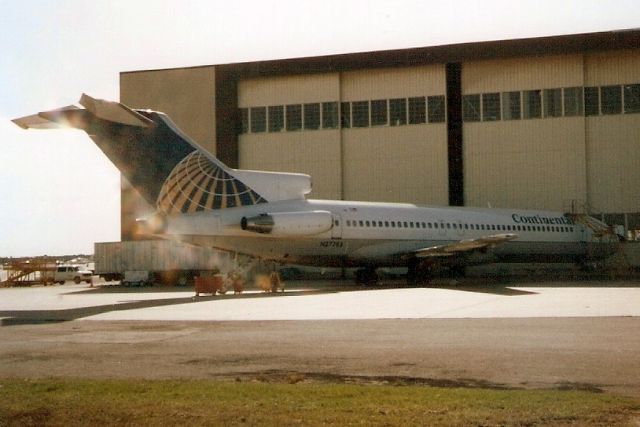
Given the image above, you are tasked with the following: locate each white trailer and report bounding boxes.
[95,240,233,286]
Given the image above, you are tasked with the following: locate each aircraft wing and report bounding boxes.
[412,233,518,258]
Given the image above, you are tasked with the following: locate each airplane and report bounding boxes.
[12,94,620,285]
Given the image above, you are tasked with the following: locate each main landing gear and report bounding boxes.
[406,258,433,286]
[355,267,379,286]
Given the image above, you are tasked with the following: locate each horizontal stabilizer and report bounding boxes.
[12,106,82,129]
[79,93,152,128]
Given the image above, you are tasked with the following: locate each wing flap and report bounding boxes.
[413,233,518,258]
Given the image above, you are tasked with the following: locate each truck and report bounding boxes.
[94,240,234,286]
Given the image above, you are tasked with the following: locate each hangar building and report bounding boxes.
[120,29,640,240]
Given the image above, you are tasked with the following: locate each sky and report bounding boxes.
[1,0,639,257]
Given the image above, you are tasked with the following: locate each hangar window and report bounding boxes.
[601,85,622,115]
[428,96,446,123]
[240,108,249,133]
[268,106,284,132]
[563,87,583,116]
[623,84,640,113]
[543,88,562,118]
[502,91,521,120]
[389,98,407,126]
[352,101,370,128]
[462,94,481,122]
[408,97,426,124]
[482,93,501,121]
[322,102,339,129]
[304,103,320,130]
[584,87,599,116]
[250,107,266,133]
[371,99,388,126]
[286,104,302,131]
[340,102,351,128]
[523,90,541,119]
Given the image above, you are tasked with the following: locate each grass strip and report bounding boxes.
[0,379,638,426]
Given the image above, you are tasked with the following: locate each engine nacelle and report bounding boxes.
[135,212,168,235]
[241,211,333,236]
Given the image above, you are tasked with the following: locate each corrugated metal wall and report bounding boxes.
[238,65,449,204]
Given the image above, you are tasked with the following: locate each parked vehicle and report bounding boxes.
[54,265,93,284]
[95,240,232,286]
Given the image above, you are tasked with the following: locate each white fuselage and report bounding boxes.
[167,199,616,267]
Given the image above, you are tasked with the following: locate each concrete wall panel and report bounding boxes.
[120,66,217,154]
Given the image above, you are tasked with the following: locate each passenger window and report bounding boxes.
[391,221,396,227]
[359,220,364,227]
[385,221,389,227]
[410,222,414,228]
[378,221,383,227]
[404,222,408,228]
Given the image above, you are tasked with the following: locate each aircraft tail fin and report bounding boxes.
[13,94,311,213]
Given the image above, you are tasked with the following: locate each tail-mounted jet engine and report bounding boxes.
[241,211,333,236]
[135,212,168,235]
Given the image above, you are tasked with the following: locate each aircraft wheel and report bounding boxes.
[355,268,378,286]
[407,259,432,287]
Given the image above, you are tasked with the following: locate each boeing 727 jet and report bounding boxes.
[13,95,618,284]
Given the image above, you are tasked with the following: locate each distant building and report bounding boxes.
[120,29,640,239]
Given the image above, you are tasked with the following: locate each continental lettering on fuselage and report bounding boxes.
[320,241,344,248]
[512,214,573,225]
